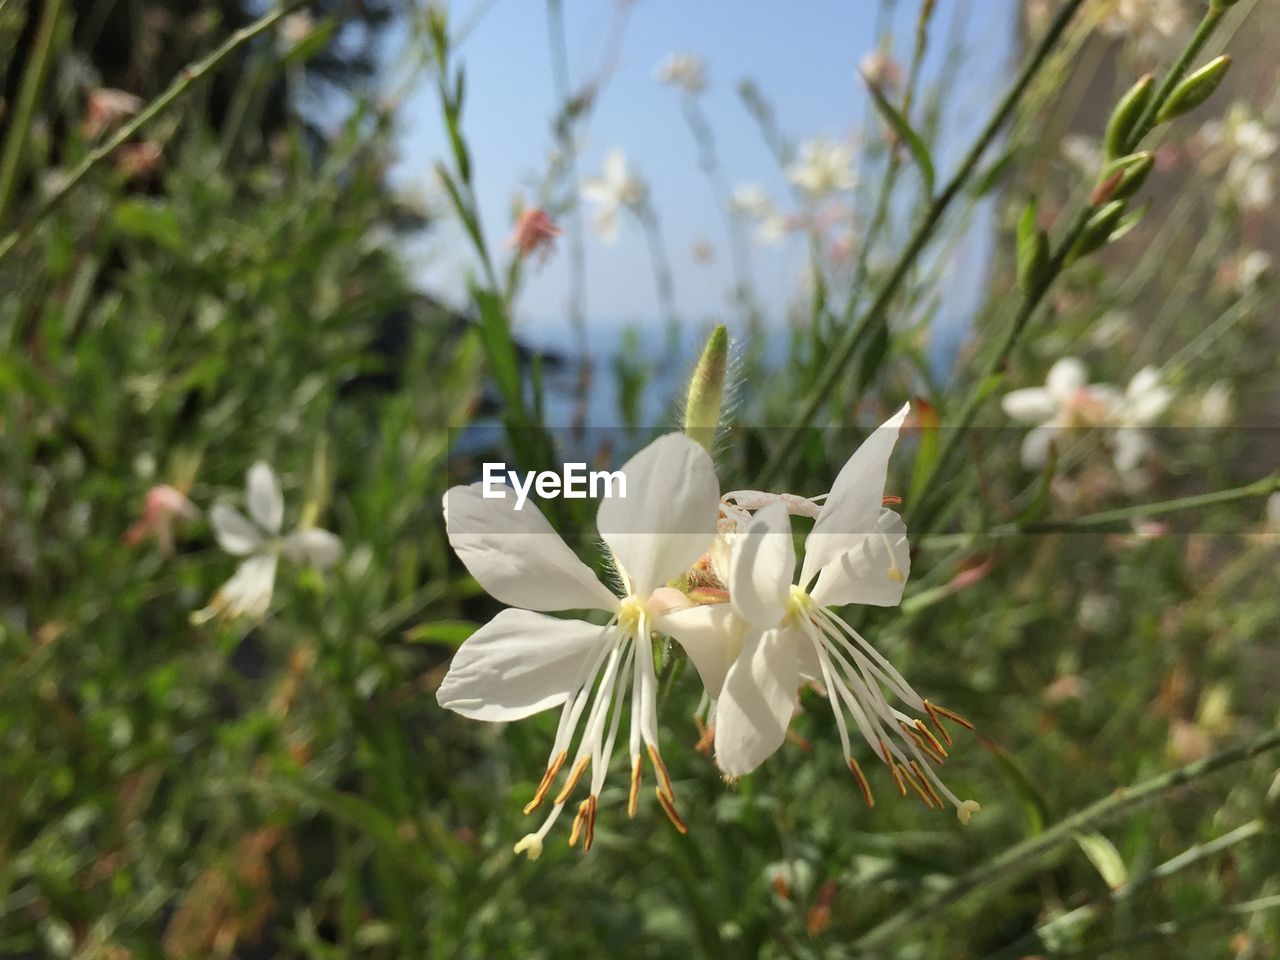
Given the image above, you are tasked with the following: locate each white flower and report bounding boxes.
[787,137,857,199]
[1099,0,1185,53]
[1108,366,1171,479]
[654,52,707,94]
[581,149,647,243]
[859,50,903,91]
[1061,134,1103,175]
[438,434,736,857]
[1195,381,1233,428]
[1001,358,1120,469]
[1200,109,1278,212]
[711,405,980,822]
[729,183,774,220]
[193,462,341,622]
[1237,250,1272,293]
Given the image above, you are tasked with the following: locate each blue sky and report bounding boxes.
[392,0,1018,344]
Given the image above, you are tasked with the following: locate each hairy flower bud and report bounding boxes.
[685,325,729,451]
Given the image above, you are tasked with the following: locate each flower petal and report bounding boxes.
[1001,387,1056,423]
[436,609,608,722]
[655,603,744,700]
[283,527,342,569]
[799,403,909,589]
[219,552,278,620]
[596,433,720,596]
[728,501,795,629]
[1020,424,1058,469]
[810,509,910,608]
[444,483,618,613]
[1046,357,1087,403]
[246,461,284,535]
[714,627,799,777]
[209,503,265,556]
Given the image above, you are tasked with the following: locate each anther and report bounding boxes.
[910,760,944,809]
[553,755,590,805]
[648,744,677,804]
[524,751,568,815]
[881,741,908,796]
[898,762,937,809]
[655,787,689,835]
[848,758,875,808]
[628,755,642,818]
[912,719,949,762]
[923,700,954,745]
[927,700,975,731]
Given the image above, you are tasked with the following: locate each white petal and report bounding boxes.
[246,461,284,535]
[220,552,278,619]
[655,603,744,699]
[1113,428,1151,475]
[1124,368,1172,424]
[714,627,799,776]
[283,527,342,569]
[799,403,909,589]
[436,609,608,722]
[1046,357,1088,403]
[596,433,720,595]
[728,502,795,628]
[810,509,910,608]
[209,503,265,556]
[444,483,618,613]
[1001,387,1056,423]
[1020,424,1059,469]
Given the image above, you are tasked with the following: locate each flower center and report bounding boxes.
[786,584,815,623]
[618,596,647,633]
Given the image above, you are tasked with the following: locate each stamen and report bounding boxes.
[914,719,949,760]
[922,699,954,746]
[926,699,975,730]
[910,760,944,809]
[648,743,677,803]
[524,751,568,815]
[654,787,688,834]
[628,754,642,818]
[882,495,902,505]
[848,758,875,808]
[553,755,590,805]
[569,798,588,847]
[568,796,598,851]
[881,740,908,796]
[898,761,938,809]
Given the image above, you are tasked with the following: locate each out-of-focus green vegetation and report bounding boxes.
[1,1,1278,958]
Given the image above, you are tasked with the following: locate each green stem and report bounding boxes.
[853,724,1280,952]
[0,0,65,228]
[0,0,308,265]
[979,818,1267,960]
[756,0,1088,488]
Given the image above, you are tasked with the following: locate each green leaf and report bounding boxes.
[982,738,1051,835]
[864,77,936,197]
[1076,832,1128,890]
[403,620,478,648]
[856,321,891,390]
[281,18,338,65]
[112,199,184,251]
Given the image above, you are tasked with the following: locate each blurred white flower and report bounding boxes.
[654,52,707,94]
[1195,381,1233,428]
[278,11,315,52]
[712,405,980,823]
[1200,109,1278,212]
[193,462,341,623]
[439,434,732,858]
[1061,134,1103,175]
[1237,250,1273,293]
[82,88,142,140]
[729,183,773,219]
[1089,310,1134,349]
[859,50,904,91]
[581,149,647,242]
[1099,0,1185,54]
[787,137,857,199]
[1109,366,1172,479]
[1002,358,1120,469]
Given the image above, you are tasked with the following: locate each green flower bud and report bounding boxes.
[1093,152,1155,204]
[1069,200,1127,264]
[1105,74,1154,159]
[684,325,729,451]
[1016,199,1049,295]
[1156,56,1232,124]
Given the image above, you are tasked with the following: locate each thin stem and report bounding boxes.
[756,0,1088,487]
[979,818,1267,960]
[0,0,65,227]
[853,724,1280,952]
[0,0,308,265]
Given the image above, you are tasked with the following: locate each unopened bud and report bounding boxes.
[1069,200,1127,263]
[1093,152,1154,204]
[1156,56,1232,124]
[1105,74,1154,159]
[1016,199,1050,295]
[685,325,729,451]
